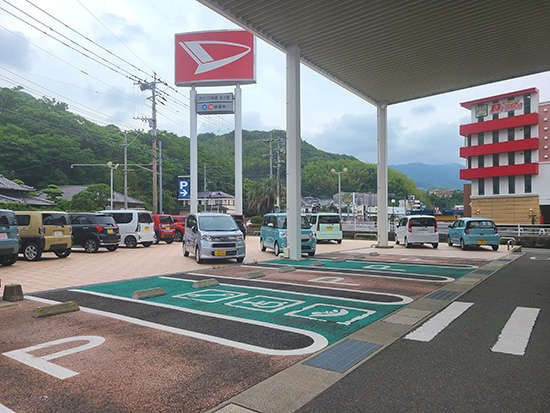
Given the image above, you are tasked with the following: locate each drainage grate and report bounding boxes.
[427,290,461,300]
[472,269,493,275]
[303,339,381,373]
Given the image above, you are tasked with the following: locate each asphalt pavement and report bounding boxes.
[298,250,550,413]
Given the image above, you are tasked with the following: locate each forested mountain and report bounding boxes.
[0,87,428,213]
[390,163,466,190]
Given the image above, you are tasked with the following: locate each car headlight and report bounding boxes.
[280,231,287,238]
[236,233,244,240]
[308,232,314,239]
[201,234,213,241]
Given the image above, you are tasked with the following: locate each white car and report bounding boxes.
[395,215,439,248]
[99,210,155,248]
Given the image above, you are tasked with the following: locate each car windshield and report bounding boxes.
[318,215,340,224]
[42,213,69,226]
[276,216,310,229]
[198,215,238,231]
[467,220,495,229]
[159,216,173,224]
[410,217,435,227]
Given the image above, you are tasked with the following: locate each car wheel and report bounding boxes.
[432,243,439,249]
[195,245,202,263]
[106,246,118,252]
[55,249,71,258]
[166,237,174,244]
[236,257,244,263]
[404,237,411,248]
[492,244,499,251]
[448,237,453,246]
[395,237,400,245]
[174,231,183,242]
[23,242,42,261]
[84,238,99,253]
[260,239,266,252]
[142,242,152,247]
[308,251,315,256]
[274,241,280,256]
[1,254,17,266]
[125,236,137,248]
[337,239,342,244]
[460,238,467,251]
[183,244,189,257]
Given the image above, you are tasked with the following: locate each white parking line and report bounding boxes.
[491,307,540,356]
[404,301,474,342]
[0,403,15,412]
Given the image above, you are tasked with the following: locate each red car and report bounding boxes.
[172,215,186,242]
[152,214,175,244]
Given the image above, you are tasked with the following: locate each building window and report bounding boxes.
[493,153,499,166]
[468,157,472,169]
[508,152,515,165]
[524,126,531,139]
[509,176,515,194]
[508,110,514,117]
[524,94,531,114]
[478,155,484,168]
[493,177,499,195]
[492,130,499,143]
[525,175,532,193]
[467,135,471,147]
[508,128,514,141]
[478,178,485,195]
[478,132,484,145]
[525,150,531,164]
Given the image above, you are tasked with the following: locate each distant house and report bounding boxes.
[0,175,55,207]
[38,185,145,210]
[180,191,235,213]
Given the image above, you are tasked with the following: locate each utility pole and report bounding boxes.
[276,138,281,210]
[123,132,128,209]
[269,136,273,179]
[204,164,207,192]
[136,73,161,214]
[159,140,163,214]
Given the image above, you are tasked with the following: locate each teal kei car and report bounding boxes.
[0,209,19,266]
[448,217,500,251]
[260,213,316,256]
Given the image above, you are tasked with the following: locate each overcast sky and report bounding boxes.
[1,0,549,165]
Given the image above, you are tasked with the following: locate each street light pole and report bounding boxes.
[70,162,119,209]
[331,167,348,221]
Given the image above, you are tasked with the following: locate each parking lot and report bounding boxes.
[0,238,522,412]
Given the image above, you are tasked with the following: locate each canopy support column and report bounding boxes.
[286,44,301,259]
[376,103,391,248]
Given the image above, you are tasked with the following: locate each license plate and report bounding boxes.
[326,227,333,231]
[107,229,114,234]
[144,227,149,231]
[54,231,63,237]
[214,250,226,256]
[166,227,171,231]
[0,233,7,239]
[477,240,487,245]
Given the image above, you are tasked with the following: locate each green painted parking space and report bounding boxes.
[267,258,473,278]
[78,276,404,346]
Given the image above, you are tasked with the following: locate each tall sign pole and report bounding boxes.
[190,86,198,214]
[235,84,243,215]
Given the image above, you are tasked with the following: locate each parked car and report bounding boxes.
[0,209,19,266]
[99,210,155,248]
[260,213,316,256]
[172,215,186,242]
[153,214,175,244]
[183,213,245,263]
[15,211,72,261]
[231,214,247,239]
[395,215,439,248]
[69,213,120,253]
[310,213,343,243]
[448,217,500,251]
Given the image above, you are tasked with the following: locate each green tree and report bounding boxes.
[70,184,109,211]
[42,184,63,202]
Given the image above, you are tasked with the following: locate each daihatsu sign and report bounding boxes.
[175,30,255,86]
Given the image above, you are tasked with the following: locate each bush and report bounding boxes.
[250,215,263,225]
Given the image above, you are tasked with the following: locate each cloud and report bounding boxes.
[308,113,462,165]
[96,13,147,45]
[411,103,435,115]
[0,30,31,70]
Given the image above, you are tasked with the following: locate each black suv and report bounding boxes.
[69,213,120,253]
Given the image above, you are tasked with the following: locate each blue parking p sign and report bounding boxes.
[178,178,189,200]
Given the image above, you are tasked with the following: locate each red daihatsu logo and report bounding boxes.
[175,30,255,86]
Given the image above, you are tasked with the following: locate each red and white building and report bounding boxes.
[459,88,550,224]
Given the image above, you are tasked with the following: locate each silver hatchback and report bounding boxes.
[183,213,246,263]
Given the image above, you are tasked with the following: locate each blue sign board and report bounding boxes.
[178,178,190,200]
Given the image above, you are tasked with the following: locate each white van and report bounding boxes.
[99,210,155,248]
[395,215,439,248]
